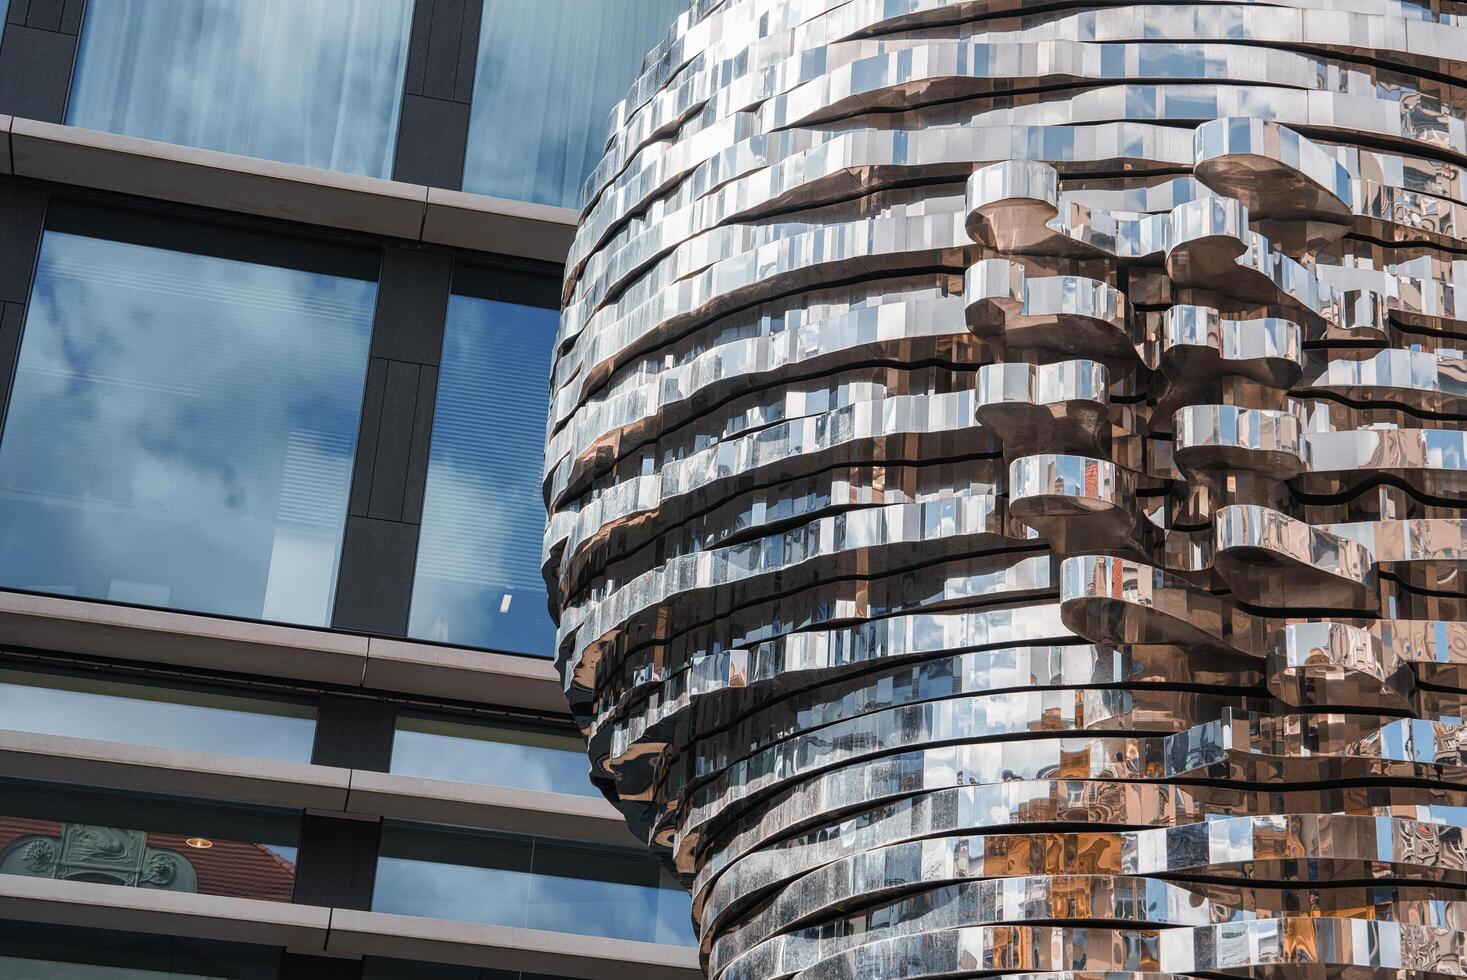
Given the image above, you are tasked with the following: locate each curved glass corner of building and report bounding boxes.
[462,0,689,208]
[66,0,413,179]
[0,201,377,627]
[407,269,560,656]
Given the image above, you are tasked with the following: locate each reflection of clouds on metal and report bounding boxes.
[544,1,1467,976]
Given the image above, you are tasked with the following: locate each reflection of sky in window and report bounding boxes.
[463,0,690,207]
[408,296,557,655]
[373,854,694,946]
[390,718,596,797]
[0,669,315,763]
[68,0,412,178]
[0,230,374,626]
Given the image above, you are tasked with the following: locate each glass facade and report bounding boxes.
[463,0,689,208]
[0,667,315,763]
[373,823,695,947]
[0,921,280,978]
[365,959,577,980]
[408,277,559,656]
[0,783,299,903]
[391,713,595,797]
[0,3,708,971]
[0,204,376,626]
[67,0,413,178]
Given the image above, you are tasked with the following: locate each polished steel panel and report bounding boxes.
[545,2,1467,975]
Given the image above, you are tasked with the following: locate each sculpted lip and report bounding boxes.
[547,3,1467,978]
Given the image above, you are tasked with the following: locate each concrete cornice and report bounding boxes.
[363,635,568,713]
[0,877,700,977]
[0,728,350,811]
[0,874,331,951]
[0,589,566,713]
[0,117,577,263]
[344,768,638,846]
[327,909,701,979]
[0,727,634,844]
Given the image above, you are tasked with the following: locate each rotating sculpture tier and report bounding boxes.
[544,1,1467,977]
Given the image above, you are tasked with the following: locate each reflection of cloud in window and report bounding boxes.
[68,0,413,178]
[408,294,557,654]
[371,855,694,945]
[0,675,315,763]
[0,232,374,625]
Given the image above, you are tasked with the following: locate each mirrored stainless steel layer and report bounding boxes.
[545,1,1467,976]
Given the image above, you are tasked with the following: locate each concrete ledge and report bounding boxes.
[0,728,642,846]
[0,876,330,951]
[0,589,575,715]
[424,187,577,263]
[10,119,427,240]
[345,770,636,846]
[0,729,350,811]
[327,909,701,979]
[364,636,565,712]
[0,590,368,687]
[5,119,579,263]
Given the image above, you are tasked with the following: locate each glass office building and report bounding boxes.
[0,1,696,978]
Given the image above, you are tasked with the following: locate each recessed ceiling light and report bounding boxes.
[185,837,214,849]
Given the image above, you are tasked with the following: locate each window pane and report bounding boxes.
[0,667,315,763]
[374,824,695,947]
[0,921,279,979]
[0,209,376,626]
[365,958,576,980]
[463,0,689,207]
[68,0,413,179]
[391,713,595,797]
[0,783,299,904]
[408,293,557,655]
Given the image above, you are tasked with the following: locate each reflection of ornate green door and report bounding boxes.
[0,824,198,892]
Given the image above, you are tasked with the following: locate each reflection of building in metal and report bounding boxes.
[545,2,1467,977]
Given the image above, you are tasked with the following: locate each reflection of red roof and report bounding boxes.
[0,816,295,902]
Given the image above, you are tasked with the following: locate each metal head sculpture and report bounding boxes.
[545,2,1467,977]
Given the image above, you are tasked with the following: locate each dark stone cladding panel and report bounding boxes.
[349,358,391,520]
[0,185,44,438]
[291,813,382,911]
[392,94,471,191]
[393,0,482,190]
[7,0,86,35]
[402,364,437,526]
[370,360,428,522]
[403,0,481,104]
[339,356,437,570]
[311,694,400,772]
[372,247,453,365]
[332,515,420,636]
[340,246,450,622]
[0,24,78,122]
[0,184,46,305]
